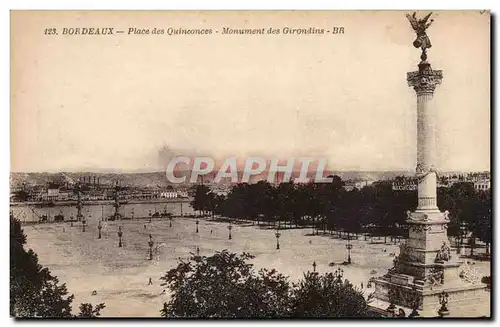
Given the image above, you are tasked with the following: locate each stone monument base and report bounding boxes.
[372,272,489,317]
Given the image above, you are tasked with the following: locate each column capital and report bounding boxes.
[407,62,443,95]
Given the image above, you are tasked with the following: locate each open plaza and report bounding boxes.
[22,216,490,317]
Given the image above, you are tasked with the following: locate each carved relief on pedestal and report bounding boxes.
[407,69,443,95]
[387,284,414,308]
[397,243,419,263]
[387,243,422,276]
[412,224,431,233]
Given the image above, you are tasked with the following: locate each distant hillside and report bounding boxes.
[10,170,416,188]
[10,172,169,188]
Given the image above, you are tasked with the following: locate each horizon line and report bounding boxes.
[10,169,491,174]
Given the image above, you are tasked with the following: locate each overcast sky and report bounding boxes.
[11,11,490,172]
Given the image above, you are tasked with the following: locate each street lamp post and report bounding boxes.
[275,229,281,250]
[82,216,87,232]
[459,221,467,255]
[408,285,421,318]
[228,221,233,240]
[97,220,102,239]
[438,291,450,317]
[334,267,344,282]
[386,286,397,317]
[196,220,199,233]
[118,226,123,247]
[345,235,353,264]
[148,233,154,261]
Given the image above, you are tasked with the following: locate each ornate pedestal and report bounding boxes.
[373,210,487,316]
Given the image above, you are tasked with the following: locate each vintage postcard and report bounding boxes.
[10,10,491,318]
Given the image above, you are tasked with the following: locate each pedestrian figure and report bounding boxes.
[309,240,312,244]
[71,222,73,227]
[361,282,364,289]
[144,225,146,230]
[197,247,200,256]
[148,277,153,285]
[210,230,213,235]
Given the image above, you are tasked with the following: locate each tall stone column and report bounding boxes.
[371,13,488,317]
[407,61,442,212]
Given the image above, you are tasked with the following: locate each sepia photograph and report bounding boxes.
[9,10,491,318]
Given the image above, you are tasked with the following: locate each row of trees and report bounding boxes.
[190,177,491,252]
[10,215,105,318]
[160,250,373,318]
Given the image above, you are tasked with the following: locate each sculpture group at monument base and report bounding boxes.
[372,277,489,317]
[372,205,488,317]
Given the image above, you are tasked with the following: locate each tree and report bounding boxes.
[10,215,106,318]
[10,215,74,317]
[473,190,491,255]
[160,250,371,318]
[190,184,211,216]
[291,269,368,318]
[12,190,30,202]
[160,250,291,318]
[77,303,106,318]
[290,269,371,317]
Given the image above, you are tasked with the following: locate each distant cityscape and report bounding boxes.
[9,170,490,204]
[390,171,491,192]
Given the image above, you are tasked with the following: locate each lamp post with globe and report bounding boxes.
[97,220,102,239]
[345,235,353,264]
[275,224,281,250]
[148,233,154,261]
[82,215,88,232]
[438,291,450,317]
[408,284,421,318]
[117,226,123,247]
